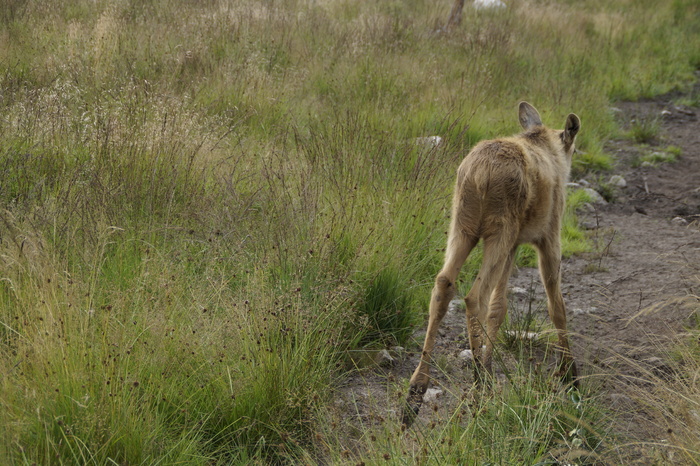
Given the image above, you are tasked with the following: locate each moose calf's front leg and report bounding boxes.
[403,274,455,426]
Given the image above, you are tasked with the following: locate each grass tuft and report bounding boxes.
[356,267,421,347]
[628,118,662,144]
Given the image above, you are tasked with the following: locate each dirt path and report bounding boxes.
[559,90,700,456]
[336,83,700,460]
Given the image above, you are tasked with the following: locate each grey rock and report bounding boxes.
[671,216,689,226]
[609,175,627,188]
[509,286,529,299]
[389,346,406,360]
[572,307,597,316]
[375,349,395,367]
[584,188,608,205]
[582,202,597,213]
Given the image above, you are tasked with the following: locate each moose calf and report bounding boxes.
[403,102,580,426]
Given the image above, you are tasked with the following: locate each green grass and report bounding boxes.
[1,0,700,463]
[572,148,614,178]
[632,146,682,167]
[628,117,662,144]
[319,364,610,465]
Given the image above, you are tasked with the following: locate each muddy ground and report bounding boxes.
[335,80,700,463]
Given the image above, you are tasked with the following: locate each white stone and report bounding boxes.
[474,0,506,9]
[503,330,540,340]
[423,388,443,403]
[459,346,486,361]
[572,307,597,316]
[459,349,474,361]
[415,136,443,149]
[577,179,591,187]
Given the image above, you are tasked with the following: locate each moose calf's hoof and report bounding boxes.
[402,386,426,428]
[557,360,579,388]
[401,402,420,428]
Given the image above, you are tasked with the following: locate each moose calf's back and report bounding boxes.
[454,126,570,244]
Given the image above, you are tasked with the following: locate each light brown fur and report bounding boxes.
[403,102,581,426]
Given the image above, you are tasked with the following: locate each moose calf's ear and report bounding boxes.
[518,101,543,130]
[564,113,580,145]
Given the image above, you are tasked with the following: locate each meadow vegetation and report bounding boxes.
[1,0,699,463]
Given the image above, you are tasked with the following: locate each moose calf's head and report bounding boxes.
[519,101,580,170]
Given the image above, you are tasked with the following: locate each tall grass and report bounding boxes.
[581,296,700,464]
[1,0,699,462]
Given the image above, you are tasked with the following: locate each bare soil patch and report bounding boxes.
[335,80,700,462]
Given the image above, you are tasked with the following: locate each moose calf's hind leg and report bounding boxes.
[403,274,455,426]
[481,247,516,378]
[536,240,579,388]
[465,236,514,385]
[403,235,475,427]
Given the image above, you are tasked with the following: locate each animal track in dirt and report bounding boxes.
[333,80,700,461]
